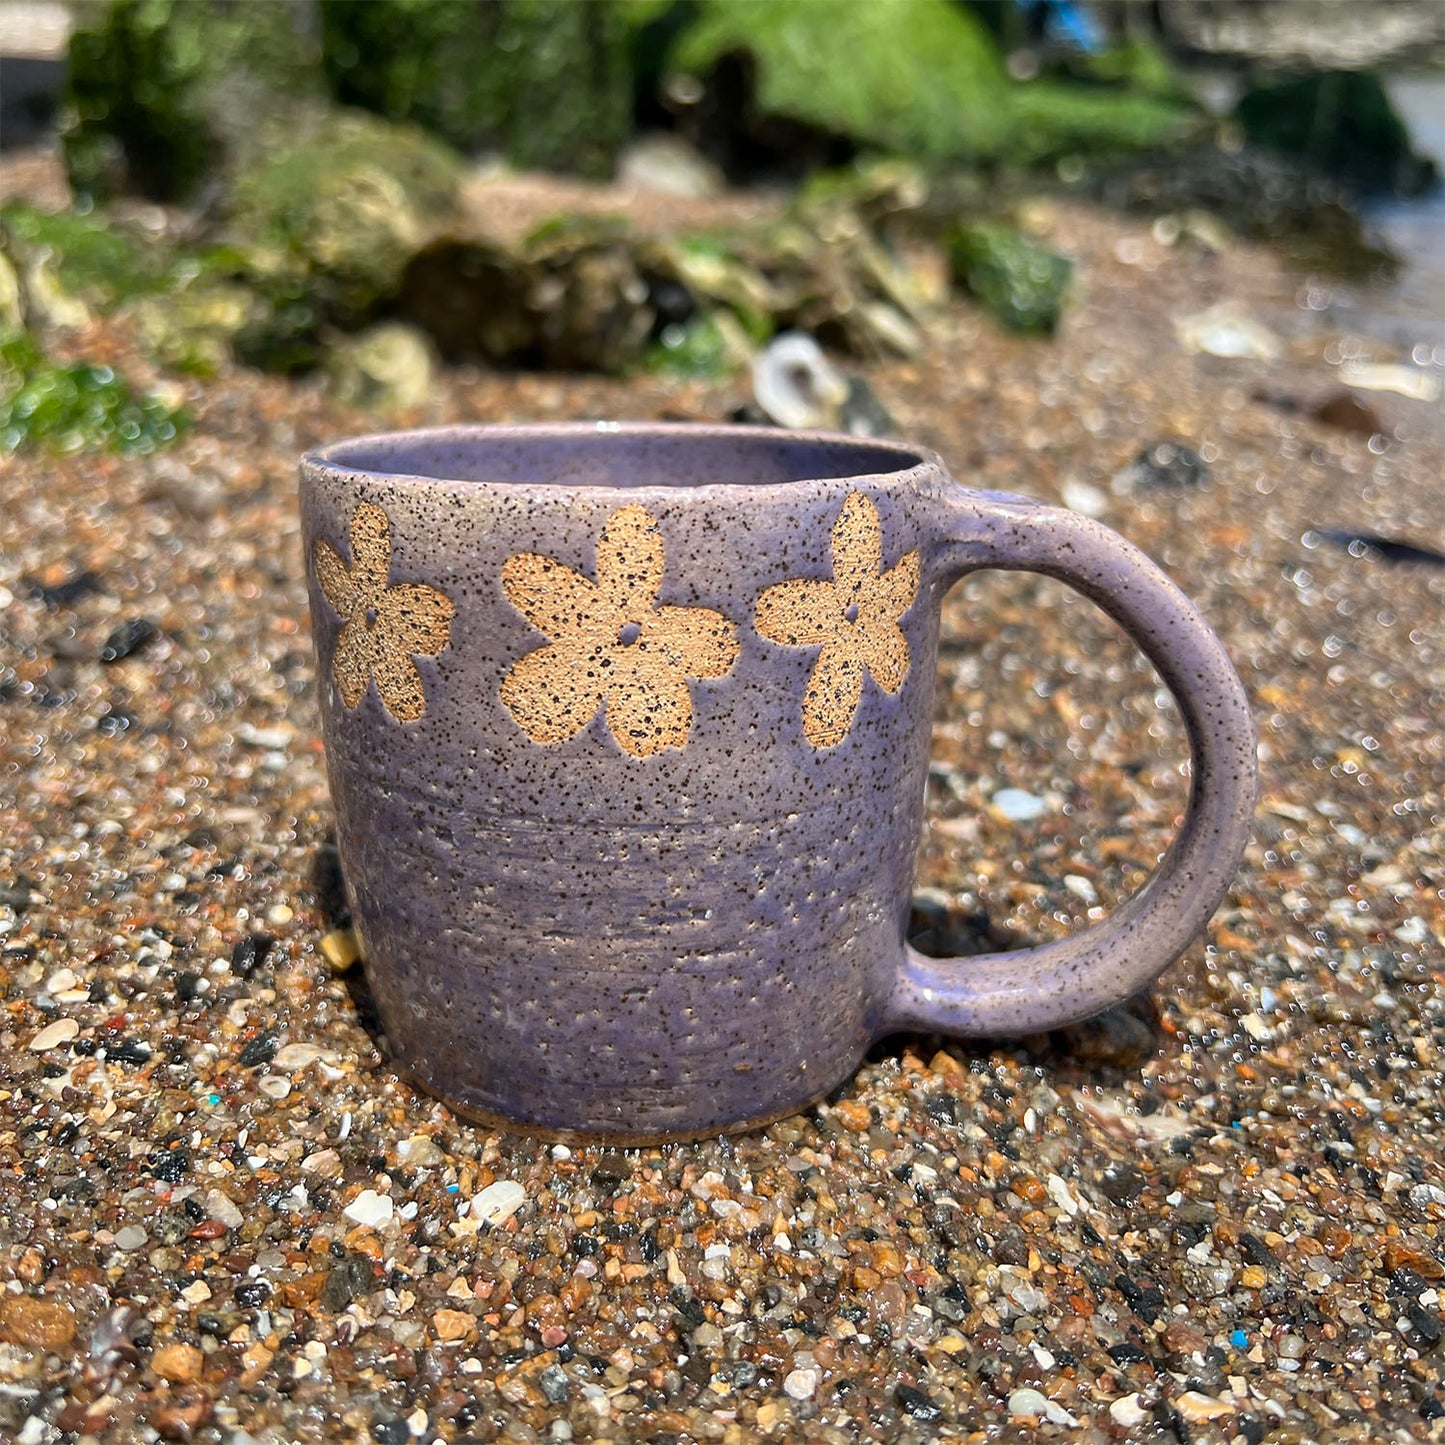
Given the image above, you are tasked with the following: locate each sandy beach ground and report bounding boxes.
[1,167,1443,1442]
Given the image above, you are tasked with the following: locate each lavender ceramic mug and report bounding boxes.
[300,423,1255,1141]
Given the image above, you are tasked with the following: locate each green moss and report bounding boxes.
[668,0,1195,166]
[0,201,172,307]
[320,0,633,178]
[645,313,736,378]
[0,331,187,456]
[63,0,321,203]
[948,225,1071,334]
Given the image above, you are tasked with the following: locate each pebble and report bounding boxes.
[115,1225,148,1251]
[1176,1391,1236,1424]
[28,1016,79,1050]
[469,1179,526,1225]
[272,1042,331,1070]
[991,787,1047,822]
[152,1342,204,1384]
[205,1189,244,1229]
[1007,1387,1078,1426]
[783,1366,819,1400]
[320,927,361,972]
[1110,1393,1148,1427]
[0,1294,77,1349]
[432,1308,476,1342]
[342,1189,394,1228]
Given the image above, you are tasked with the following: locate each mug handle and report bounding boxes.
[881,483,1258,1037]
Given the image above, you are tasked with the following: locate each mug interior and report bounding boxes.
[310,425,925,490]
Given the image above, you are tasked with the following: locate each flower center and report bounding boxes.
[617,620,642,647]
[364,606,379,627]
[844,601,860,624]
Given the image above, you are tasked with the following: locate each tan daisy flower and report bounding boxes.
[755,491,920,749]
[313,501,455,723]
[500,505,739,758]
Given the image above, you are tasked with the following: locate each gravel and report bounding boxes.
[0,183,1442,1442]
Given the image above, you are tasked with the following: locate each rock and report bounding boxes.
[1175,301,1281,361]
[1336,360,1439,401]
[152,1341,204,1384]
[328,322,435,413]
[783,1366,819,1400]
[1175,1390,1236,1424]
[320,0,632,178]
[1236,69,1436,198]
[115,1225,148,1251]
[343,1189,394,1228]
[949,224,1072,334]
[751,332,847,429]
[619,134,724,199]
[667,0,1189,172]
[152,1389,214,1440]
[1311,390,1383,434]
[1305,529,1445,568]
[1112,440,1209,494]
[1110,1393,1148,1427]
[990,788,1047,823]
[432,1308,476,1342]
[1055,1000,1159,1068]
[227,109,463,372]
[204,1190,244,1230]
[0,1294,77,1349]
[1007,1387,1078,1426]
[28,1016,79,1050]
[469,1179,527,1226]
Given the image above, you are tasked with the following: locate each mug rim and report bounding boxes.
[301,420,941,498]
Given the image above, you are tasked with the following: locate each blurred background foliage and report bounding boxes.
[1,0,1439,452]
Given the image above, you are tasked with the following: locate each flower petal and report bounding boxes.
[801,642,865,749]
[856,620,909,694]
[829,491,883,598]
[605,656,693,757]
[754,577,840,649]
[348,502,393,607]
[870,547,921,623]
[372,649,431,723]
[596,505,665,615]
[377,581,455,658]
[332,619,377,710]
[500,643,606,746]
[314,538,358,618]
[647,605,739,680]
[502,551,612,642]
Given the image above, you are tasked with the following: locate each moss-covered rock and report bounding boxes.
[666,0,1196,170]
[320,0,633,178]
[224,110,464,371]
[948,225,1071,334]
[63,0,322,203]
[1235,69,1437,198]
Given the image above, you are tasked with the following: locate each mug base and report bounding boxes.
[390,1056,849,1146]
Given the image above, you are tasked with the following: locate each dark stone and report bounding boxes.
[1306,529,1445,568]
[107,1038,153,1066]
[538,1364,570,1404]
[322,1253,374,1311]
[148,1148,190,1184]
[175,972,205,1003]
[371,1417,410,1445]
[894,1383,942,1421]
[1115,1274,1166,1324]
[1407,1301,1442,1348]
[1107,1341,1151,1366]
[239,1034,279,1068]
[1121,441,1208,491]
[230,933,276,977]
[234,1281,270,1309]
[1312,391,1383,435]
[1100,1163,1144,1205]
[30,570,104,608]
[0,877,40,912]
[99,618,159,663]
[1239,1233,1278,1270]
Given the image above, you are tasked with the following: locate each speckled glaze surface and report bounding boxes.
[299,423,1257,1141]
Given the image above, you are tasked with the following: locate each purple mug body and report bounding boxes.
[300,424,1255,1141]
